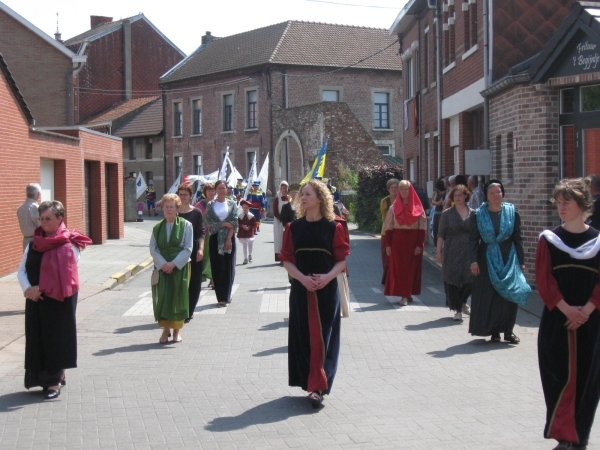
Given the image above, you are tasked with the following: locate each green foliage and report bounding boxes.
[336,163,358,192]
[355,164,403,233]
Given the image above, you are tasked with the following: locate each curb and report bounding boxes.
[102,257,154,290]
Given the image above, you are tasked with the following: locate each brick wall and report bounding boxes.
[272,102,387,185]
[489,83,560,283]
[162,65,402,191]
[0,66,124,276]
[73,19,184,123]
[0,10,72,126]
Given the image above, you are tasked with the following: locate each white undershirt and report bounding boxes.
[213,200,228,221]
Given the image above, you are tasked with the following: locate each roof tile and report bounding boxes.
[114,98,163,137]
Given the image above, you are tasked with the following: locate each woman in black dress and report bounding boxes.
[536,178,600,450]
[469,179,530,343]
[280,180,350,408]
[17,201,92,399]
[177,183,205,322]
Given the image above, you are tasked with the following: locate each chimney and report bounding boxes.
[90,16,113,29]
[202,31,214,45]
[54,32,62,42]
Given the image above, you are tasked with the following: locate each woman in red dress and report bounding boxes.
[384,180,427,305]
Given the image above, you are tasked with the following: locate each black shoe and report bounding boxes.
[308,391,323,409]
[45,388,60,400]
[184,315,194,324]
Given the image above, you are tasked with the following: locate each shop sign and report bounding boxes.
[553,33,600,78]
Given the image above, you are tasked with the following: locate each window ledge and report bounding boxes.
[373,128,394,132]
[430,81,437,89]
[190,133,202,137]
[442,62,456,74]
[422,87,428,95]
[244,128,259,132]
[221,130,234,134]
[172,135,182,139]
[462,44,478,61]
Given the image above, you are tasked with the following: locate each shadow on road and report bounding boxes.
[252,346,287,357]
[259,319,288,331]
[251,286,287,292]
[0,310,24,317]
[427,339,515,358]
[405,317,464,331]
[205,396,317,431]
[93,342,176,356]
[245,263,281,269]
[0,391,46,412]
[113,323,156,334]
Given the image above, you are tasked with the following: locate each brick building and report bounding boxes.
[63,14,185,124]
[0,2,87,126]
[390,0,592,280]
[159,22,401,191]
[0,52,123,277]
[115,98,167,196]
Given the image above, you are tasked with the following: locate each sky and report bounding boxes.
[2,0,406,55]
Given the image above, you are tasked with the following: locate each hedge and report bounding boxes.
[354,164,403,233]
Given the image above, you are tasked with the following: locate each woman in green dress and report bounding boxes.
[150,193,193,343]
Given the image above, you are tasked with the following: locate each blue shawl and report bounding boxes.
[476,202,531,305]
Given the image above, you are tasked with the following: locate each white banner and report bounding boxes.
[167,171,182,194]
[257,153,269,193]
[135,171,147,199]
[243,152,258,201]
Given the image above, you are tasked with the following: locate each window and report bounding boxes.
[145,171,153,185]
[246,90,257,129]
[408,158,415,181]
[581,85,600,112]
[561,88,575,114]
[469,0,478,48]
[128,139,135,160]
[495,135,502,179]
[193,155,202,175]
[432,20,438,83]
[424,29,429,87]
[145,138,152,160]
[463,1,471,50]
[174,156,182,179]
[173,102,182,136]
[373,92,390,129]
[322,90,339,102]
[223,94,233,131]
[405,58,414,99]
[192,99,202,135]
[377,145,391,156]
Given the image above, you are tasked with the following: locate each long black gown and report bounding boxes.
[536,226,600,446]
[468,209,524,336]
[24,245,77,389]
[179,208,205,317]
[280,217,350,395]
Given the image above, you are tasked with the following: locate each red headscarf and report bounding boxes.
[32,222,92,301]
[393,184,424,226]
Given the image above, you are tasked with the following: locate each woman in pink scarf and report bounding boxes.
[17,201,91,400]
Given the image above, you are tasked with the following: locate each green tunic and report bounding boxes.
[151,217,190,322]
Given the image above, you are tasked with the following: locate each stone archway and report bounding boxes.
[273,129,304,187]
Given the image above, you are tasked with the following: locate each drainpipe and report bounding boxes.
[67,41,87,126]
[483,0,491,152]
[436,0,443,177]
[417,14,422,185]
[282,70,288,108]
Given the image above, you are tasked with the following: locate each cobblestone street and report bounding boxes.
[0,220,596,449]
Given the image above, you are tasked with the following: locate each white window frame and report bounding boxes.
[174,155,183,179]
[374,139,395,156]
[372,89,394,131]
[172,100,183,137]
[453,146,460,175]
[244,88,258,131]
[192,154,203,175]
[320,86,343,102]
[190,97,202,136]
[221,90,234,133]
[245,148,259,179]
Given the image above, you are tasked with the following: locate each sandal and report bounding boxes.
[399,298,408,306]
[308,391,323,408]
[490,333,501,342]
[504,333,520,344]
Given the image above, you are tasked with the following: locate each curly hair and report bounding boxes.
[295,179,335,221]
[161,193,181,208]
[449,184,471,202]
[553,178,593,219]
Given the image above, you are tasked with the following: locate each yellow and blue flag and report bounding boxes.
[301,141,328,184]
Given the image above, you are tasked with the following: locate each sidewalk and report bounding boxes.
[0,217,159,369]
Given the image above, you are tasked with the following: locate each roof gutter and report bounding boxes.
[480,73,531,98]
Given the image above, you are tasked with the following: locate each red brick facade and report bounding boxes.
[0,59,124,277]
[162,66,401,191]
[67,17,185,124]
